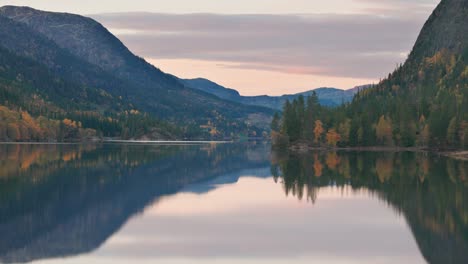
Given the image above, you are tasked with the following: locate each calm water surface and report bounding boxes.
[0,143,467,264]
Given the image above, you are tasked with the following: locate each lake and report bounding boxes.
[0,143,466,264]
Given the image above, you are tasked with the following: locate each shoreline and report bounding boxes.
[0,140,233,145]
[1,141,467,160]
[104,139,232,145]
[287,142,430,153]
[441,151,468,161]
[284,142,468,159]
[288,145,429,152]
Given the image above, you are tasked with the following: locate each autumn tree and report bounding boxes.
[337,119,351,145]
[314,120,324,144]
[326,129,341,147]
[419,125,431,146]
[376,115,393,146]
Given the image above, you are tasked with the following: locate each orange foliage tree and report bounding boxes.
[313,120,324,143]
[326,129,341,147]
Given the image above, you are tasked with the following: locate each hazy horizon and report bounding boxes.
[0,0,440,95]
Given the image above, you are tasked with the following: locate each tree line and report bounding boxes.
[272,49,468,149]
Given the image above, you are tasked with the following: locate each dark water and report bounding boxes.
[0,143,467,264]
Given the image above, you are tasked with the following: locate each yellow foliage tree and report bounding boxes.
[313,120,324,143]
[338,119,351,144]
[420,124,430,146]
[63,118,78,128]
[376,115,393,146]
[326,129,341,147]
[209,127,219,137]
[20,111,43,139]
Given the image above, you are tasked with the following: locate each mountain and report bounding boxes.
[0,14,183,141]
[0,6,273,140]
[273,0,467,148]
[181,78,370,110]
[179,78,242,102]
[404,0,467,67]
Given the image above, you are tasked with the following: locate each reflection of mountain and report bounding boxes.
[2,145,467,264]
[271,151,468,264]
[0,143,270,263]
[182,167,271,194]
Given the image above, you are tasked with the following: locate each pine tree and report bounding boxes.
[271,112,280,133]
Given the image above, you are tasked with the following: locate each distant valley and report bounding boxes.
[181,78,371,110]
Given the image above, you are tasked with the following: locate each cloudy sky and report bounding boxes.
[0,0,440,95]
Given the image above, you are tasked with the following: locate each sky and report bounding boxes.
[0,0,440,95]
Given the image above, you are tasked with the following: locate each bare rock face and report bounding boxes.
[405,0,468,67]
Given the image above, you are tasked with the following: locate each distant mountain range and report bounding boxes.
[181,78,371,110]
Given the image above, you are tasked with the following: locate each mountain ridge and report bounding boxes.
[0,5,274,140]
[181,77,371,110]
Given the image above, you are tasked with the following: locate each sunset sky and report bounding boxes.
[0,0,440,95]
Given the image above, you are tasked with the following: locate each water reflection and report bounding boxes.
[271,151,468,264]
[0,144,466,264]
[0,143,270,263]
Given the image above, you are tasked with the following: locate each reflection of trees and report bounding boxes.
[0,144,97,179]
[0,142,270,263]
[271,150,468,264]
[375,155,393,183]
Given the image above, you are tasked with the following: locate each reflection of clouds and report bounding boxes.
[92,10,435,80]
[85,178,423,263]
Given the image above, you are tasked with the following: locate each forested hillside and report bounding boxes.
[0,6,273,141]
[273,0,468,149]
[0,45,179,141]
